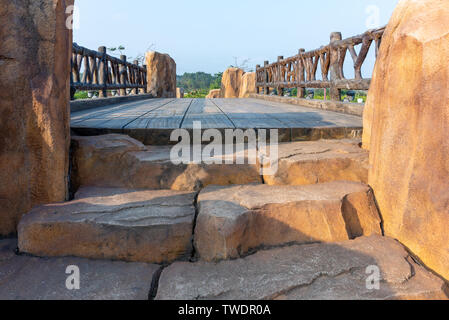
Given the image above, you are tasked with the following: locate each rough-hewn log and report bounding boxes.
[256,26,385,102]
[70,44,147,100]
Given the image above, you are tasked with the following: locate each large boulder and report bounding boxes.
[0,0,73,236]
[146,51,176,98]
[220,67,244,98]
[365,0,449,280]
[206,89,221,99]
[157,236,449,300]
[19,187,197,264]
[239,72,256,98]
[195,182,382,261]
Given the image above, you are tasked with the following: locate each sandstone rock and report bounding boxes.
[71,134,147,190]
[220,68,244,98]
[146,51,176,98]
[263,139,369,186]
[0,0,73,236]
[364,0,449,280]
[194,181,382,261]
[239,72,256,98]
[0,239,158,300]
[176,87,184,98]
[157,236,448,300]
[18,187,196,264]
[206,89,221,99]
[71,134,262,192]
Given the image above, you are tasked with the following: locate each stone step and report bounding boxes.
[156,236,449,300]
[0,239,159,300]
[195,181,382,261]
[18,187,197,264]
[71,134,262,192]
[71,134,368,192]
[263,139,369,186]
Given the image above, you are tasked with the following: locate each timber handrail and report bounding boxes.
[70,43,147,100]
[255,26,386,101]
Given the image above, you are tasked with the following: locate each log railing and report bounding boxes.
[255,27,385,101]
[70,43,147,100]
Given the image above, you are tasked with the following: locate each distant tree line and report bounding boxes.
[177,72,223,92]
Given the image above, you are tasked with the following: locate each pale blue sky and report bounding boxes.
[74,0,398,75]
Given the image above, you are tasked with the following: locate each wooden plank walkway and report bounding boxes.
[71,98,363,144]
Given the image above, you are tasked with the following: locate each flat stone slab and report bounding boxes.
[0,239,159,300]
[18,187,196,264]
[263,139,369,185]
[72,134,262,192]
[195,182,382,261]
[156,236,449,300]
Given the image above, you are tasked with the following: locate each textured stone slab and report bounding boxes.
[72,134,262,192]
[195,182,382,261]
[0,239,159,300]
[263,139,369,186]
[0,0,72,236]
[363,0,449,281]
[157,236,449,300]
[18,187,196,264]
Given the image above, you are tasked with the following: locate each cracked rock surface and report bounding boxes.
[18,187,196,264]
[0,239,159,300]
[263,139,369,186]
[195,181,382,261]
[156,236,449,300]
[71,134,262,192]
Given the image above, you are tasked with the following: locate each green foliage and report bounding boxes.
[177,72,222,94]
[108,45,126,56]
[209,72,223,90]
[74,91,89,100]
[282,88,367,103]
[184,89,209,98]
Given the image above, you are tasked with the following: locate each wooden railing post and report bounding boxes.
[255,65,260,94]
[277,56,284,96]
[119,55,127,96]
[142,64,148,94]
[133,60,139,95]
[264,61,270,95]
[98,46,108,98]
[329,32,342,101]
[297,49,306,98]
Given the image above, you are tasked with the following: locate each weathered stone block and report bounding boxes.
[239,72,256,98]
[0,0,73,236]
[0,239,159,300]
[18,187,196,264]
[71,134,262,192]
[220,68,244,98]
[206,89,221,99]
[146,51,176,98]
[263,139,369,186]
[195,181,382,261]
[363,0,449,280]
[157,236,449,300]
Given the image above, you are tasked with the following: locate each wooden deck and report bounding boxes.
[71,98,363,144]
